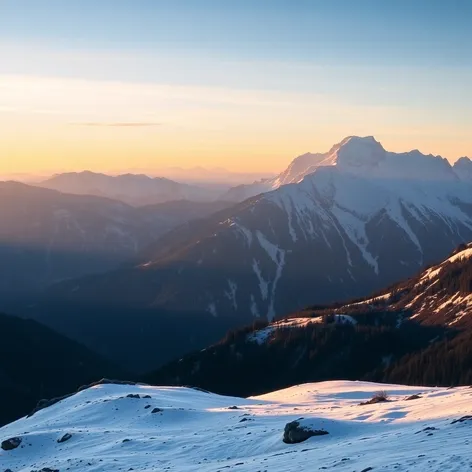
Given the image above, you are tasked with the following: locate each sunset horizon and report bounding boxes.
[1,1,471,177]
[2,3,472,470]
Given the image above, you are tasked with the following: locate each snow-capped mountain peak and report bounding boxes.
[223,136,460,202]
[49,139,472,335]
[327,135,386,170]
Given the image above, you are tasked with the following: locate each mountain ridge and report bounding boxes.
[0,181,234,298]
[223,136,468,202]
[22,137,472,370]
[38,170,221,206]
[146,242,472,396]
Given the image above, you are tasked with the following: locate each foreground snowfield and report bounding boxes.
[1,381,471,471]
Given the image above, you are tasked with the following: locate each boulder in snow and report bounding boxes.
[1,436,22,451]
[57,432,72,443]
[283,421,329,444]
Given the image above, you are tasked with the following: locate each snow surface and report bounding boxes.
[420,245,472,283]
[346,292,393,307]
[224,136,468,203]
[264,161,472,271]
[227,137,472,273]
[247,317,323,344]
[2,381,472,472]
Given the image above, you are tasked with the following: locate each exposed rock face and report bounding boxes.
[1,436,22,451]
[405,394,422,401]
[57,433,72,443]
[283,421,329,444]
[451,415,472,424]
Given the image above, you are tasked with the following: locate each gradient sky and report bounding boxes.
[1,0,471,175]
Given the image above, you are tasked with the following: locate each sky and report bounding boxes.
[1,0,471,176]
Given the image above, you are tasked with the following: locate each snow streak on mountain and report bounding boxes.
[56,137,472,320]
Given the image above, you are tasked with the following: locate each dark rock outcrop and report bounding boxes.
[405,394,422,401]
[451,415,472,424]
[126,394,141,399]
[283,421,329,444]
[1,436,22,451]
[57,433,72,443]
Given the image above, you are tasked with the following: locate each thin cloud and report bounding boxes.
[73,122,163,127]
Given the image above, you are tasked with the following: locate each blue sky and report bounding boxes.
[2,0,471,66]
[0,0,471,174]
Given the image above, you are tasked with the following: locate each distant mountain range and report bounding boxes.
[37,171,222,206]
[147,243,472,396]
[151,166,277,186]
[0,182,233,297]
[23,136,472,371]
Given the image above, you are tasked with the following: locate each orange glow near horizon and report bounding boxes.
[1,75,471,177]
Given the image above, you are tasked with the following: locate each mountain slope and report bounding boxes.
[0,313,125,427]
[48,137,472,320]
[137,199,234,236]
[26,138,472,372]
[1,380,471,472]
[337,241,472,328]
[0,182,233,298]
[222,151,327,201]
[38,171,220,205]
[146,243,472,396]
[0,182,156,295]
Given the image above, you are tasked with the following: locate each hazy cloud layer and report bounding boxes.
[74,122,162,127]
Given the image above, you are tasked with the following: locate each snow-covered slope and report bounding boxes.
[222,151,330,202]
[134,138,472,315]
[38,171,220,206]
[36,137,472,371]
[1,381,471,472]
[344,242,472,328]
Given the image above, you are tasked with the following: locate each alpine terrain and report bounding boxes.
[0,181,233,299]
[1,380,471,472]
[42,137,472,333]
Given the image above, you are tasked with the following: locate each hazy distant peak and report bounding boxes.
[453,156,472,181]
[38,171,221,206]
[455,156,472,166]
